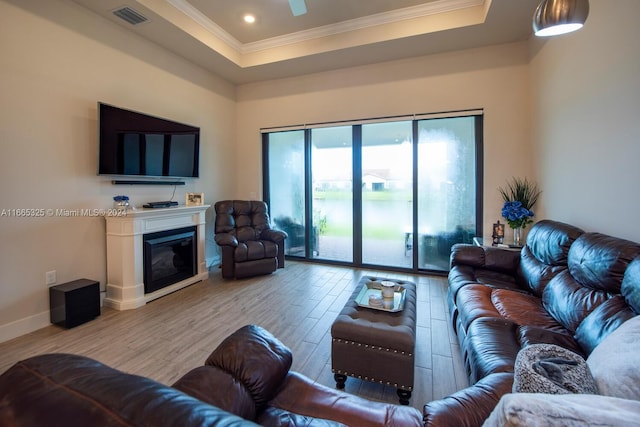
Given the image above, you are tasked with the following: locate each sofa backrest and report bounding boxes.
[542,232,640,354]
[0,353,257,427]
[519,219,585,296]
[215,200,272,242]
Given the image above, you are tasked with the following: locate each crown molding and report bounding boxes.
[167,0,485,55]
[243,0,484,53]
[166,0,243,51]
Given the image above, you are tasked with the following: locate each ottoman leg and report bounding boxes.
[397,389,412,405]
[334,373,347,389]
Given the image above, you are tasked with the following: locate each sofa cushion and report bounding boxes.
[234,240,278,262]
[491,289,565,333]
[464,318,521,382]
[519,219,584,296]
[517,326,583,357]
[568,232,640,293]
[526,220,584,266]
[621,257,640,313]
[455,285,567,336]
[518,247,567,297]
[574,296,636,354]
[542,270,611,333]
[456,284,503,332]
[587,315,640,400]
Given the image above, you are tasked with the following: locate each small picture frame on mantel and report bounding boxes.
[492,220,505,245]
[186,192,204,206]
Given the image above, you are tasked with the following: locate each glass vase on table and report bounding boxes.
[512,226,523,247]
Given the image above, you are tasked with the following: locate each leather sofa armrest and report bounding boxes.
[269,372,423,427]
[215,233,238,247]
[261,228,287,243]
[451,244,520,274]
[423,372,514,427]
[173,366,257,420]
[450,244,486,268]
[261,229,287,269]
[257,407,347,427]
[205,325,293,411]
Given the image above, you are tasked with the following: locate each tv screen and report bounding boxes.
[98,103,200,178]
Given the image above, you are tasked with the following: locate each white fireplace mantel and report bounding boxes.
[104,205,209,310]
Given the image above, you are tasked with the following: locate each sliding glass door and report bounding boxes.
[264,113,481,272]
[310,126,353,262]
[265,130,307,256]
[416,116,479,270]
[361,121,413,268]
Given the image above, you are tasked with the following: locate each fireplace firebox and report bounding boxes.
[143,226,196,294]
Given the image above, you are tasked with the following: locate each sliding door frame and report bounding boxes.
[262,111,483,274]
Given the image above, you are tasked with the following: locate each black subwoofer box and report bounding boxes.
[50,279,100,328]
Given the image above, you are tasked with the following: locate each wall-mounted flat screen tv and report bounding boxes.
[98,103,200,178]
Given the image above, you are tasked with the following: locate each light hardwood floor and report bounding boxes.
[0,261,468,413]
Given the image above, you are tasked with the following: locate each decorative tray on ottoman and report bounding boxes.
[355,279,406,312]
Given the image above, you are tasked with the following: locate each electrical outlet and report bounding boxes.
[45,270,57,286]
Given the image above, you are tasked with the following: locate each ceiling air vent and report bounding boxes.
[112,6,149,25]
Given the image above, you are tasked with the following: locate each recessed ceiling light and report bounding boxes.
[243,14,256,24]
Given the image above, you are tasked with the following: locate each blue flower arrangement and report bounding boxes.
[501,200,534,229]
[498,177,541,230]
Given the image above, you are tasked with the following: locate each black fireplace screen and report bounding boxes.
[143,226,196,294]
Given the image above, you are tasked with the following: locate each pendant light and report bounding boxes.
[533,0,590,37]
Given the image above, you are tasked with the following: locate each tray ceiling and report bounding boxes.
[70,0,541,84]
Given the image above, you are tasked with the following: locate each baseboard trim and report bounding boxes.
[0,310,51,344]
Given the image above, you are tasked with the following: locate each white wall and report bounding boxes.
[236,41,535,241]
[0,0,236,342]
[530,0,640,241]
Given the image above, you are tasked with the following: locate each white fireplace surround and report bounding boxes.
[104,205,209,310]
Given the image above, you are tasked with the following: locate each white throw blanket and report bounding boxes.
[483,393,640,427]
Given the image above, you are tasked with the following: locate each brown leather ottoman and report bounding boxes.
[331,276,417,405]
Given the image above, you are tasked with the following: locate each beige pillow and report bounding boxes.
[586,315,640,400]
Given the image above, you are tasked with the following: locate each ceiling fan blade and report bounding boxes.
[288,0,307,16]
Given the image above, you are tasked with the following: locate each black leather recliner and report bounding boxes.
[214,200,287,279]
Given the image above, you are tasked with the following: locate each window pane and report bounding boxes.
[311,126,353,262]
[267,130,307,257]
[417,117,476,271]
[361,121,413,268]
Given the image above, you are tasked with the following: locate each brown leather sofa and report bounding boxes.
[214,200,287,279]
[424,219,640,426]
[0,324,423,427]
